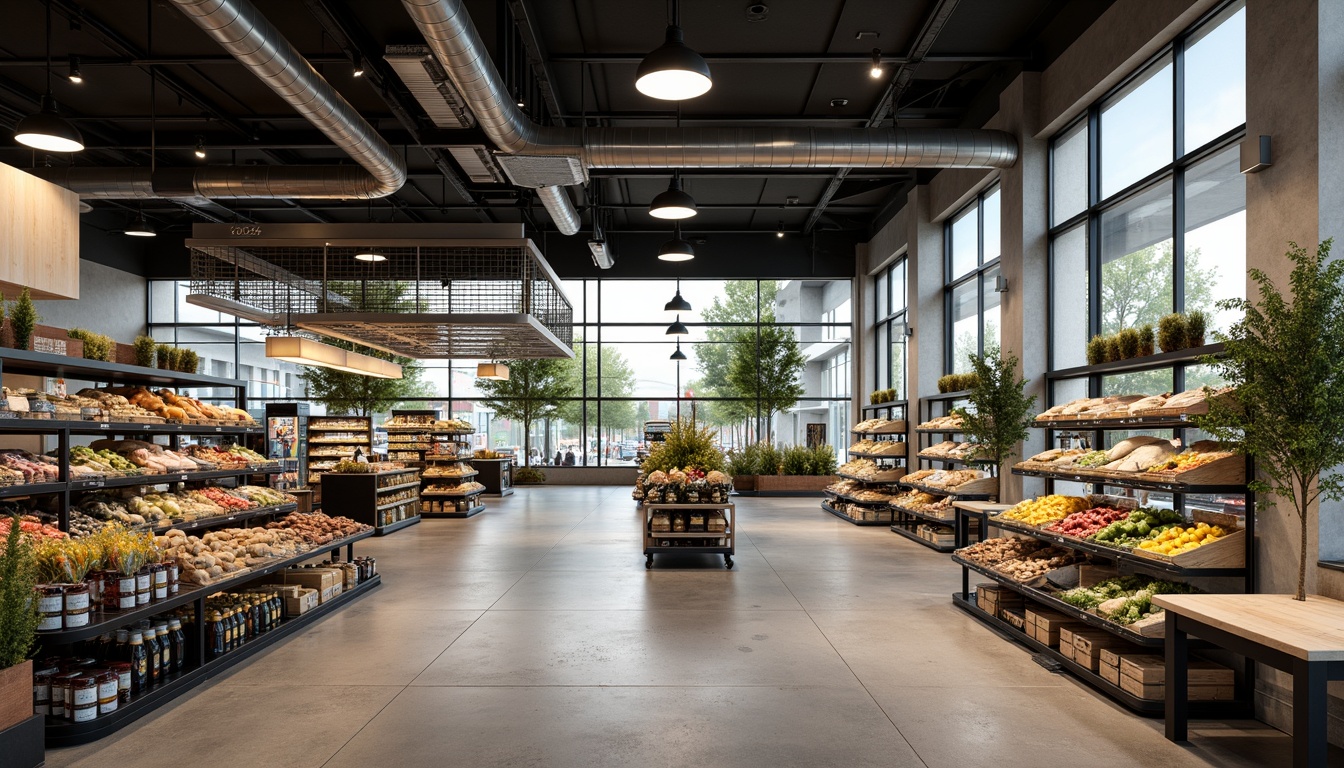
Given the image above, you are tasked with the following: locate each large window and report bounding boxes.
[1048,0,1245,377]
[149,278,852,467]
[945,185,1001,373]
[873,258,907,400]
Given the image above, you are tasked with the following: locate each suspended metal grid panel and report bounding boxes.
[187,240,573,359]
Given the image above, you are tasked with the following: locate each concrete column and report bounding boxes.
[905,187,945,422]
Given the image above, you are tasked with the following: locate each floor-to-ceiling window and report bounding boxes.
[149,278,853,466]
[945,185,1001,374]
[873,257,908,401]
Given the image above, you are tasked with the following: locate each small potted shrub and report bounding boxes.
[1104,336,1123,363]
[133,335,158,367]
[1138,325,1156,357]
[9,288,38,351]
[1158,313,1187,352]
[1116,328,1141,360]
[1086,335,1108,366]
[0,518,40,734]
[513,467,545,484]
[156,344,174,370]
[1185,310,1209,348]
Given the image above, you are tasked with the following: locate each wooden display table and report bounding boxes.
[1155,593,1344,767]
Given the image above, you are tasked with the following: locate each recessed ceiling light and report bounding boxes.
[354,250,386,262]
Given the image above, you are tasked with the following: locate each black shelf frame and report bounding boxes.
[0,347,249,394]
[821,500,892,526]
[1011,466,1245,495]
[898,478,994,500]
[44,572,381,746]
[860,399,908,412]
[834,406,908,525]
[889,520,955,552]
[422,503,485,519]
[376,515,422,535]
[1044,343,1225,382]
[986,515,1245,578]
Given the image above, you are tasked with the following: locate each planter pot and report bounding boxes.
[0,320,83,358]
[0,659,33,732]
[755,475,837,494]
[732,475,757,492]
[0,714,42,768]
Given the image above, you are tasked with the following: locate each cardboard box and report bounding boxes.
[1071,629,1136,672]
[1118,655,1235,686]
[320,582,343,603]
[1058,627,1079,663]
[280,568,338,594]
[285,588,319,617]
[976,584,1023,616]
[247,584,301,599]
[1001,607,1026,631]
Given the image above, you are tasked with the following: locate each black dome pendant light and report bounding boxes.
[658,223,696,261]
[670,340,687,361]
[649,171,697,220]
[665,315,689,336]
[664,280,692,313]
[14,2,83,152]
[635,0,712,101]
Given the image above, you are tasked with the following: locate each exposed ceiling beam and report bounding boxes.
[504,0,567,127]
[804,0,962,234]
[0,55,351,67]
[547,53,1026,64]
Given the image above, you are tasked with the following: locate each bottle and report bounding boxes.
[242,599,254,640]
[141,622,161,687]
[128,631,147,695]
[113,629,130,663]
[226,609,239,651]
[208,611,225,658]
[154,623,171,678]
[169,619,185,672]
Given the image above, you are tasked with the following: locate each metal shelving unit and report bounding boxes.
[824,400,907,527]
[644,502,734,568]
[304,416,372,509]
[321,468,422,535]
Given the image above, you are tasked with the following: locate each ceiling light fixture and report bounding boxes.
[870,48,883,79]
[666,315,689,336]
[67,55,82,84]
[776,221,785,238]
[194,136,206,159]
[664,282,692,313]
[649,172,697,219]
[635,0,712,100]
[14,3,83,152]
[352,54,365,78]
[476,362,510,380]
[657,223,696,261]
[354,249,387,262]
[125,212,157,237]
[670,341,687,361]
[266,336,402,379]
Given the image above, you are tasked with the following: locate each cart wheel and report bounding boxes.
[645,555,654,569]
[724,556,734,569]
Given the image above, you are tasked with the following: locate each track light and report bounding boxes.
[649,175,697,219]
[194,136,207,160]
[664,286,692,313]
[352,55,365,78]
[125,212,156,238]
[635,1,712,101]
[657,224,696,261]
[354,249,386,262]
[776,221,785,238]
[67,55,82,84]
[670,341,687,361]
[666,315,689,336]
[870,48,883,79]
[15,94,84,153]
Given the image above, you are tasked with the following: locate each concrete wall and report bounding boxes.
[861,0,1344,739]
[32,259,146,345]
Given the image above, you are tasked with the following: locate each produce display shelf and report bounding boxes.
[425,454,474,462]
[0,418,261,435]
[421,471,479,481]
[847,451,907,460]
[861,399,907,411]
[823,489,893,506]
[306,425,372,432]
[1031,415,1205,431]
[0,346,248,389]
[308,439,374,445]
[71,466,281,490]
[898,479,995,499]
[950,554,1163,647]
[985,516,1247,578]
[834,471,904,484]
[916,454,992,467]
[645,529,733,538]
[889,503,957,524]
[0,481,67,498]
[375,480,422,494]
[820,500,891,526]
[374,497,418,512]
[148,502,297,535]
[1011,466,1246,495]
[375,515,421,535]
[422,503,485,519]
[37,528,375,645]
[44,574,381,746]
[913,427,965,435]
[850,429,908,436]
[951,592,1249,719]
[421,487,485,498]
[889,522,956,552]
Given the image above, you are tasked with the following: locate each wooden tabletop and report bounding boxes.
[1153,594,1344,661]
[952,501,1011,513]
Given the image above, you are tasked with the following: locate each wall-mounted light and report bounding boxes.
[994,275,1009,293]
[1241,135,1272,173]
[476,362,510,380]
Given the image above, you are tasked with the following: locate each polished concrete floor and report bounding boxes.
[50,487,1305,767]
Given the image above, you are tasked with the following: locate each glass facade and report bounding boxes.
[945,184,1002,373]
[149,278,853,467]
[873,258,908,400]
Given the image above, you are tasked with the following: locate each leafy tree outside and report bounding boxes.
[477,358,575,466]
[298,341,432,417]
[727,324,806,443]
[557,338,637,460]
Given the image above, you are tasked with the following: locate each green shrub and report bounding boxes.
[156,344,174,370]
[937,374,956,394]
[1116,328,1141,359]
[810,444,838,475]
[68,328,112,361]
[640,419,725,473]
[757,442,782,475]
[1185,310,1208,347]
[10,287,38,350]
[1104,336,1123,363]
[1138,325,1156,357]
[514,467,545,484]
[0,517,40,668]
[1086,335,1108,366]
[779,445,811,475]
[133,335,158,367]
[726,443,761,476]
[1158,313,1187,352]
[176,349,200,373]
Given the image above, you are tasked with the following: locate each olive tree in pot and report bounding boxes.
[0,518,40,731]
[954,345,1037,500]
[1195,240,1344,601]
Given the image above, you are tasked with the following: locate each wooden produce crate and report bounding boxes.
[1058,627,1080,664]
[1138,453,1245,487]
[937,475,999,497]
[977,583,1024,617]
[1129,509,1246,569]
[1026,607,1086,648]
[1117,654,1235,701]
[1099,648,1123,685]
[1131,389,1233,419]
[1071,628,1138,672]
[1001,607,1027,631]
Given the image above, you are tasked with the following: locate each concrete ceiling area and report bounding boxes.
[0,0,1114,262]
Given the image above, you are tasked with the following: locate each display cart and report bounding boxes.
[643,501,735,569]
[420,457,485,518]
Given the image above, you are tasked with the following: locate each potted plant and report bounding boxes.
[1195,240,1344,601]
[954,345,1037,500]
[9,288,38,351]
[0,517,40,733]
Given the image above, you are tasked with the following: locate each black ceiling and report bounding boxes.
[0,0,1113,245]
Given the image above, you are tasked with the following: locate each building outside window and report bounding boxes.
[873,258,908,401]
[945,185,1001,374]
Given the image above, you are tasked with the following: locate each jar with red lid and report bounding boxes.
[108,662,132,704]
[35,585,64,631]
[50,672,78,719]
[69,675,97,723]
[135,566,152,605]
[60,582,91,629]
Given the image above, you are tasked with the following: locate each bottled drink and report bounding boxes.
[128,631,147,695]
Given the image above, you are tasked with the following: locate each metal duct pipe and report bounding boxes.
[32,0,405,201]
[536,186,581,236]
[400,0,1018,169]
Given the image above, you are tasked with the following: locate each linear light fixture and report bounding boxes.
[265,336,402,379]
[476,362,510,380]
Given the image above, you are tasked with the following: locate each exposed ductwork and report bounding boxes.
[535,185,581,236]
[399,0,1019,171]
[33,0,405,201]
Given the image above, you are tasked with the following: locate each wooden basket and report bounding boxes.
[1139,453,1245,487]
[866,420,907,434]
[1129,509,1246,569]
[870,468,907,483]
[945,475,1000,497]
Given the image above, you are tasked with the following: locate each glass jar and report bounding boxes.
[32,670,51,715]
[70,676,98,723]
[61,582,91,629]
[135,567,152,605]
[108,662,132,704]
[51,672,78,719]
[35,585,64,631]
[152,563,168,600]
[165,561,180,595]
[106,572,136,611]
[95,670,118,715]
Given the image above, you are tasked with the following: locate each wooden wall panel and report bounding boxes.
[0,162,79,300]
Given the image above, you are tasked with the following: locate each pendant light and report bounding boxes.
[477,362,510,380]
[14,3,84,153]
[666,315,689,336]
[649,172,697,219]
[658,224,696,261]
[664,281,692,313]
[354,249,386,262]
[266,336,402,379]
[670,340,687,361]
[125,211,157,237]
[635,0,712,101]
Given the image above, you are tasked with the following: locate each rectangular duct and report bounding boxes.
[384,44,475,129]
[447,146,506,184]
